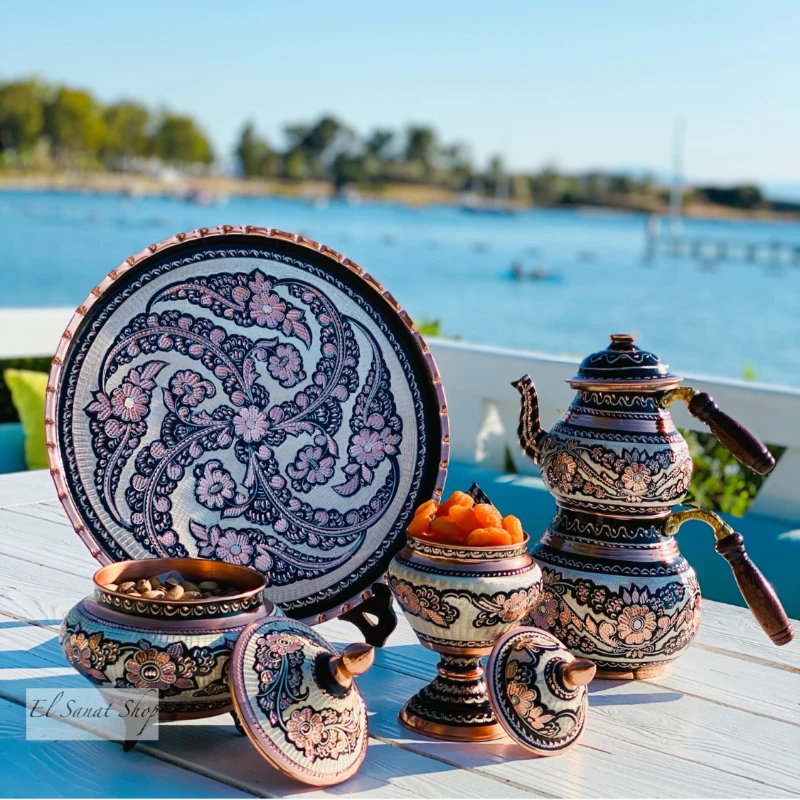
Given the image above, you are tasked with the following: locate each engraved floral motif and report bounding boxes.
[506,681,535,716]
[285,706,360,762]
[389,579,538,630]
[170,370,216,407]
[525,569,701,663]
[540,440,692,510]
[287,445,336,492]
[551,452,577,491]
[110,383,149,422]
[195,460,237,509]
[215,529,254,566]
[61,627,121,682]
[81,266,409,599]
[233,405,269,443]
[621,462,652,493]
[267,343,305,388]
[121,639,217,694]
[251,625,361,763]
[60,622,226,700]
[616,603,658,645]
[389,579,459,628]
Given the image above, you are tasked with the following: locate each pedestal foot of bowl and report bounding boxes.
[339,583,398,647]
[595,664,667,680]
[397,654,504,741]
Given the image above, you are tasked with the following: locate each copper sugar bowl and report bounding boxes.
[60,558,277,725]
[387,531,542,741]
[512,334,793,679]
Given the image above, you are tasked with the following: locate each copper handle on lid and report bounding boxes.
[664,509,793,646]
[557,658,596,690]
[329,642,374,689]
[662,387,775,475]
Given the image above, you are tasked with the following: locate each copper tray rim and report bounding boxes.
[45,224,450,626]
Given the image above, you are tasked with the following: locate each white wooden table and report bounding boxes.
[1,471,798,799]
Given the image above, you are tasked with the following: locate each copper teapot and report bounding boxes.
[512,334,792,679]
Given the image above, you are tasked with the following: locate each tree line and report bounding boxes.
[0,79,213,168]
[1,78,786,211]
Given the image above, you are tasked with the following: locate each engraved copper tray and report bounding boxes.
[47,227,448,623]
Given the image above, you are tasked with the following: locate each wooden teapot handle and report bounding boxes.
[665,509,793,646]
[662,388,775,475]
[715,532,793,646]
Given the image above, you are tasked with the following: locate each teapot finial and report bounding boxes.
[511,375,549,465]
[609,333,636,350]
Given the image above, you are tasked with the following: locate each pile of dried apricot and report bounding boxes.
[408,490,525,547]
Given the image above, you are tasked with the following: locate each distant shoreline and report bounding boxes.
[1,171,799,223]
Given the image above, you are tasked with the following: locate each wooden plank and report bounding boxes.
[0,507,97,579]
[0,697,253,798]
[6,614,799,799]
[0,471,57,509]
[0,616,537,798]
[696,599,800,672]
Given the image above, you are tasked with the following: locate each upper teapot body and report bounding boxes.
[534,335,692,518]
[514,334,774,519]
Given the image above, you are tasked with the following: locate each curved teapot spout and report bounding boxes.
[511,374,549,465]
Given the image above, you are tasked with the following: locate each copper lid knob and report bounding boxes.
[557,658,597,690]
[329,642,374,689]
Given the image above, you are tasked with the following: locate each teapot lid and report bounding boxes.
[568,334,682,391]
[230,617,373,786]
[486,627,594,756]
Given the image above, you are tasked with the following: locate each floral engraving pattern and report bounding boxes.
[60,624,121,682]
[540,440,692,511]
[491,632,584,750]
[526,568,701,662]
[251,628,360,762]
[389,578,539,630]
[82,267,408,590]
[59,623,228,699]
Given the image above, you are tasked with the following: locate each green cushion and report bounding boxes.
[3,369,49,470]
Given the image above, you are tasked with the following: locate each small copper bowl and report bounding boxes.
[61,558,278,722]
[387,533,542,741]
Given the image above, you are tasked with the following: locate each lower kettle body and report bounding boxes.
[527,511,702,679]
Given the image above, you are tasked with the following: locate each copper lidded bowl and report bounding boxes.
[387,532,542,741]
[60,558,278,722]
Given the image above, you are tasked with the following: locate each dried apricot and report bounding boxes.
[431,517,467,539]
[502,515,525,544]
[407,514,432,536]
[473,503,503,528]
[414,499,439,519]
[449,505,482,532]
[466,527,512,547]
[436,491,474,516]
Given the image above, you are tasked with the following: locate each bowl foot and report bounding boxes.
[397,654,505,742]
[594,664,666,680]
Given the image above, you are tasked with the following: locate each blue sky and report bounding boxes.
[3,0,799,185]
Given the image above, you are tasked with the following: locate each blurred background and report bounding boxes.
[0,0,798,520]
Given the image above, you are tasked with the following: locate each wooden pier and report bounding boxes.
[644,218,800,265]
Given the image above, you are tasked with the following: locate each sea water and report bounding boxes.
[0,190,798,387]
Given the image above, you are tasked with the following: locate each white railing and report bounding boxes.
[2,309,799,523]
[429,339,800,524]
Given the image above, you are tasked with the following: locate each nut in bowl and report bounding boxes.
[60,558,279,740]
[387,487,542,741]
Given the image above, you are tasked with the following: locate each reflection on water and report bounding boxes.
[0,190,798,387]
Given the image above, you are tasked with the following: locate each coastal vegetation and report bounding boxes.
[1,78,796,216]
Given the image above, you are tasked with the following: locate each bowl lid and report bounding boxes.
[568,334,681,390]
[486,627,594,757]
[230,616,373,786]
